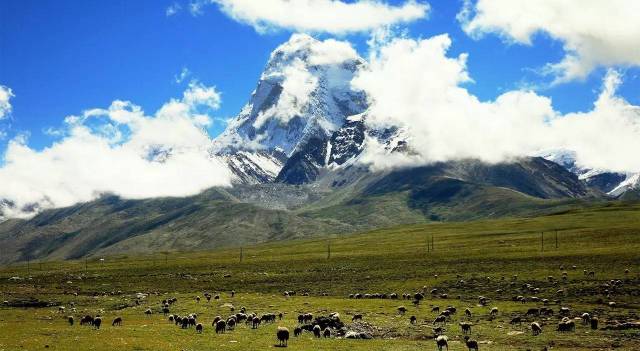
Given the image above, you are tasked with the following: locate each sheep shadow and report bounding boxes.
[273,344,288,348]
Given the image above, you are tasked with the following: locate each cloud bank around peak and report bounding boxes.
[352,34,640,173]
[212,0,430,34]
[0,82,233,219]
[459,0,640,83]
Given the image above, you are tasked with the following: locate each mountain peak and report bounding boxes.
[212,34,368,181]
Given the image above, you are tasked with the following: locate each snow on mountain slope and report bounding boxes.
[218,150,286,184]
[212,34,367,157]
[609,173,640,197]
[538,148,638,195]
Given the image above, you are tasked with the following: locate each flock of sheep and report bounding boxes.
[52,266,634,349]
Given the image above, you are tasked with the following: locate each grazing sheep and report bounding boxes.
[112,317,122,326]
[231,290,235,297]
[410,315,417,324]
[303,313,313,324]
[435,335,448,351]
[162,307,170,316]
[215,320,226,334]
[252,316,260,329]
[431,306,440,313]
[510,316,522,325]
[212,316,221,326]
[313,325,321,338]
[352,314,363,321]
[490,307,499,316]
[323,327,331,338]
[581,313,591,324]
[227,318,236,330]
[196,323,203,333]
[526,308,539,317]
[80,315,94,326]
[433,315,446,325]
[144,308,152,316]
[276,327,290,346]
[459,322,472,334]
[465,308,472,318]
[92,317,102,329]
[294,326,302,337]
[559,307,570,316]
[196,296,200,303]
[608,301,617,309]
[168,315,174,322]
[278,312,283,320]
[531,322,542,336]
[397,306,407,315]
[181,317,189,329]
[590,317,598,330]
[464,336,479,351]
[67,316,74,326]
[557,319,575,332]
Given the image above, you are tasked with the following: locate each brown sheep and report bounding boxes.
[352,314,363,321]
[92,317,102,329]
[252,316,260,329]
[590,317,598,330]
[465,308,472,318]
[112,317,122,326]
[67,316,74,326]
[531,322,542,336]
[397,306,407,315]
[410,315,417,324]
[215,320,226,334]
[196,323,203,333]
[294,326,302,337]
[313,325,321,338]
[459,321,472,334]
[464,336,479,351]
[323,327,331,338]
[276,327,289,346]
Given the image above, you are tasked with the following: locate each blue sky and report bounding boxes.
[2,0,638,156]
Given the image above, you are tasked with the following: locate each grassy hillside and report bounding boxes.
[1,203,639,350]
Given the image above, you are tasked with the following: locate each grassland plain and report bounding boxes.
[1,203,639,350]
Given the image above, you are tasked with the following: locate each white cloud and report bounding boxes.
[352,34,640,173]
[212,0,429,34]
[0,85,14,120]
[0,83,233,218]
[166,2,182,16]
[459,0,640,83]
[189,0,211,16]
[254,58,319,129]
[174,67,191,83]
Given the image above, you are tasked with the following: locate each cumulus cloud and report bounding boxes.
[352,34,640,173]
[0,85,14,120]
[212,0,429,34]
[459,0,640,83]
[0,83,232,218]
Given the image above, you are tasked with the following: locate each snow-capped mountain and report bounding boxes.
[212,34,368,182]
[539,149,639,196]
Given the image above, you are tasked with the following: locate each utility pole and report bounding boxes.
[432,235,434,252]
[427,235,430,253]
[555,230,558,249]
[85,257,88,272]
